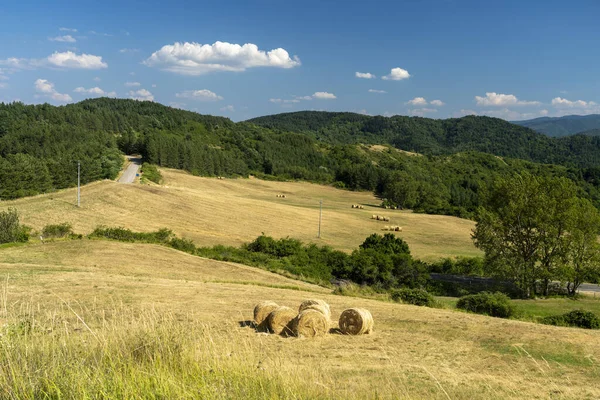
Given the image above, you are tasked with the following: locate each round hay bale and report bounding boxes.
[298,299,331,320]
[267,306,297,336]
[339,308,374,335]
[253,301,279,325]
[292,309,329,337]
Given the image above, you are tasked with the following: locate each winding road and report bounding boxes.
[118,156,142,184]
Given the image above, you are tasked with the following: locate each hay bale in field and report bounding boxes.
[359,205,364,209]
[395,226,402,232]
[372,215,377,219]
[292,309,329,337]
[298,299,331,320]
[383,217,390,222]
[253,301,279,325]
[267,306,297,336]
[339,308,374,335]
[383,225,390,231]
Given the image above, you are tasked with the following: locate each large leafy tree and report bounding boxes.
[472,174,582,297]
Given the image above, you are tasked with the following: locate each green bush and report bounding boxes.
[0,208,29,244]
[90,227,173,243]
[541,310,600,329]
[456,292,515,318]
[141,163,162,184]
[42,223,73,239]
[390,288,436,307]
[168,237,197,254]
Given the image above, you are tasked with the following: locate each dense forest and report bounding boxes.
[4,99,600,219]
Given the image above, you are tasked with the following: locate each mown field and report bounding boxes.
[1,170,599,399]
[1,168,480,261]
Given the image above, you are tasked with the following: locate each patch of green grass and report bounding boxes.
[512,296,600,321]
[479,339,597,368]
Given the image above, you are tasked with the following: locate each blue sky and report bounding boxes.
[1,0,599,121]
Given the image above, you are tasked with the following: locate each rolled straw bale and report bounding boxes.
[372,215,377,219]
[298,299,331,320]
[267,306,297,336]
[383,225,390,231]
[339,308,374,335]
[253,301,279,325]
[292,309,329,337]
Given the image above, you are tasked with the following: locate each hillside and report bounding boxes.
[1,237,599,398]
[5,99,600,218]
[1,168,480,260]
[246,111,600,166]
[514,114,600,137]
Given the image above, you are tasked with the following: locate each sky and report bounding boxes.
[0,0,599,122]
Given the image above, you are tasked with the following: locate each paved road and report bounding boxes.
[579,283,600,293]
[118,156,142,184]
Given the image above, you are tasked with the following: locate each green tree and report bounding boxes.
[473,174,580,298]
[564,199,600,295]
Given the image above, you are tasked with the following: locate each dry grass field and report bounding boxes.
[1,168,480,261]
[2,170,599,398]
[0,240,599,399]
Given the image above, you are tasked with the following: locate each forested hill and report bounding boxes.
[514,114,600,137]
[4,98,600,219]
[247,111,600,167]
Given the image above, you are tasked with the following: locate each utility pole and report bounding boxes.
[318,200,322,239]
[77,161,81,207]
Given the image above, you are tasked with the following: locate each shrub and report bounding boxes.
[42,223,73,239]
[90,226,173,243]
[0,208,29,244]
[168,237,197,254]
[390,288,436,307]
[141,163,162,184]
[541,310,600,329]
[456,292,515,318]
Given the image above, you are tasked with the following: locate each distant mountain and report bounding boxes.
[514,114,600,137]
[246,111,600,167]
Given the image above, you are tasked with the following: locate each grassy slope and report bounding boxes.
[1,168,480,261]
[0,240,599,399]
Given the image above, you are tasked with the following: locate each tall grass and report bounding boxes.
[0,302,326,399]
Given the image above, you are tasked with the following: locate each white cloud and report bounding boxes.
[59,27,77,32]
[93,77,101,82]
[408,108,437,117]
[0,74,8,81]
[294,95,313,101]
[119,48,140,54]
[453,109,478,117]
[128,89,154,101]
[34,79,72,102]
[0,52,107,72]
[0,83,6,89]
[269,98,299,104]
[475,92,540,107]
[47,51,107,69]
[220,105,235,112]
[89,31,113,37]
[355,72,375,79]
[312,91,336,99]
[125,81,140,87]
[169,102,186,109]
[49,35,76,43]
[368,89,386,94]
[175,89,223,101]
[551,97,597,108]
[382,67,410,81]
[430,99,445,106]
[551,97,600,116]
[144,41,301,75]
[151,84,157,88]
[406,97,427,106]
[73,86,116,96]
